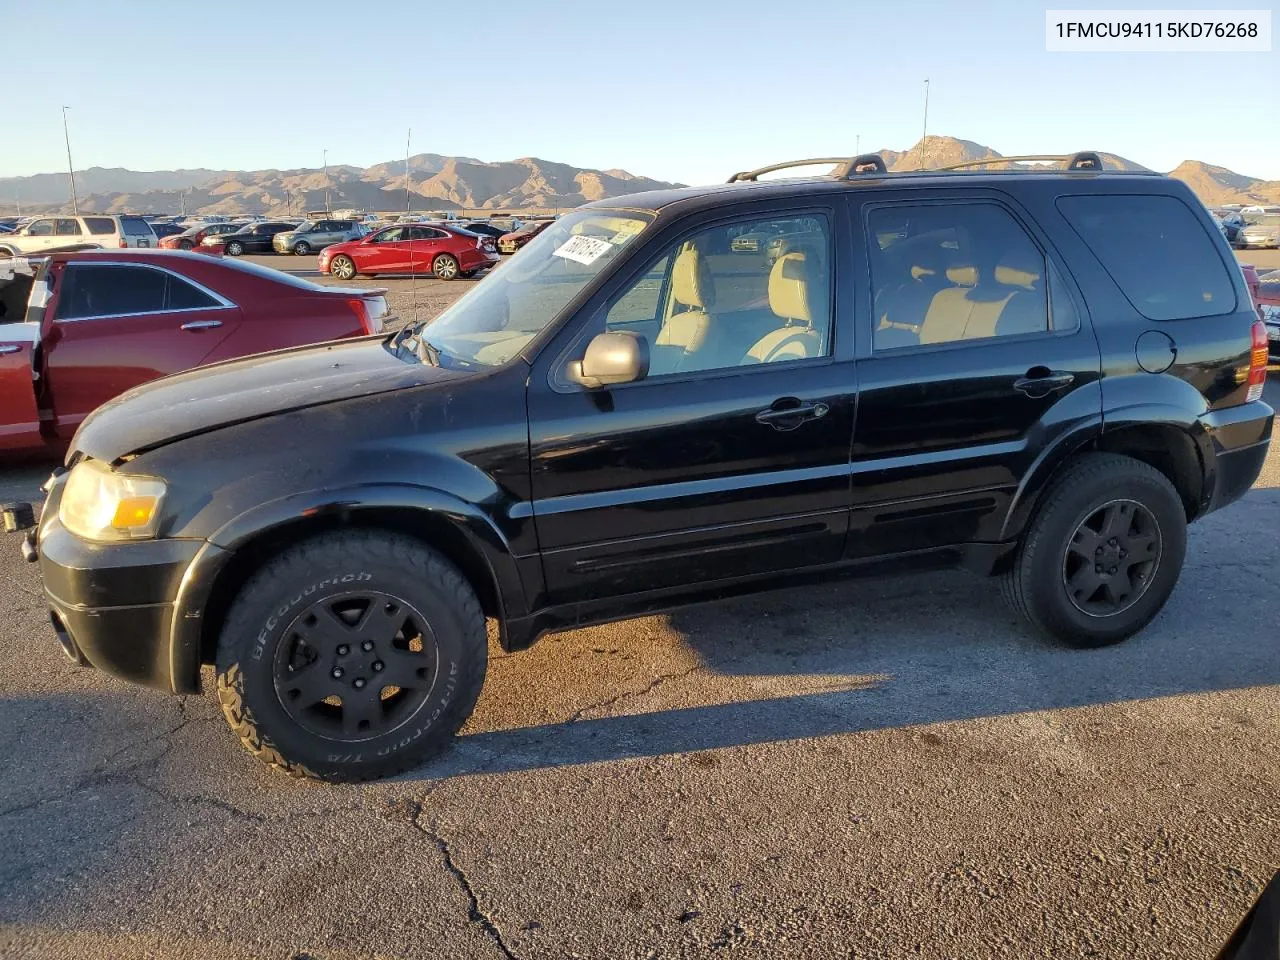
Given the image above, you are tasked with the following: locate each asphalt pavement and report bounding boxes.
[0,254,1278,958]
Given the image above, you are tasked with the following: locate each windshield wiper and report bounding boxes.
[388,325,441,367]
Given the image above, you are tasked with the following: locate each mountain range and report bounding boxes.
[3,138,1278,216]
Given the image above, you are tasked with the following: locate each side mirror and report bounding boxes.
[566,332,649,389]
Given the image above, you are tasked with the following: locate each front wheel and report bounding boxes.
[293,241,311,255]
[225,240,244,256]
[178,239,194,250]
[1000,453,1187,648]
[433,253,460,280]
[329,255,356,280]
[214,531,488,781]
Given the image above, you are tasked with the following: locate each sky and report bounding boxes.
[2,0,1277,186]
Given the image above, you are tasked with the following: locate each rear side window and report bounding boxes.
[867,202,1054,351]
[121,217,154,236]
[1057,194,1236,321]
[55,219,82,236]
[84,217,115,235]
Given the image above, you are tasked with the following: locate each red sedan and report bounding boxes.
[319,223,499,281]
[159,221,245,251]
[0,250,390,456]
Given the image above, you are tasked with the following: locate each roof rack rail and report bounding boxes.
[932,151,1105,172]
[727,158,853,183]
[727,150,1140,185]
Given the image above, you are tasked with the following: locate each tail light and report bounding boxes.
[1246,320,1267,403]
[346,296,387,335]
[118,237,128,248]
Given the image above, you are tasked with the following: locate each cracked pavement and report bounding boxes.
[1,265,1278,958]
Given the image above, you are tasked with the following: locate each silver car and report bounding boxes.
[273,219,366,255]
[1240,214,1280,249]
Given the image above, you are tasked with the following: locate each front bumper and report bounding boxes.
[35,508,208,693]
[1197,400,1274,516]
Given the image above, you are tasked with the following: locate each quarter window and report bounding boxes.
[83,217,115,235]
[1057,194,1235,321]
[596,213,833,377]
[868,203,1052,350]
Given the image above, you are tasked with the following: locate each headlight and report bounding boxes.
[58,460,168,541]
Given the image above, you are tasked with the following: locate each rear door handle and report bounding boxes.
[755,398,830,431]
[180,319,223,331]
[1013,370,1075,398]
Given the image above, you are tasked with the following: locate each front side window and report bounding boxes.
[27,219,54,236]
[372,227,406,243]
[868,203,1052,350]
[1057,194,1235,321]
[592,212,834,378]
[59,265,167,319]
[55,219,82,236]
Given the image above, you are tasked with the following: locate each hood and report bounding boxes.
[71,335,469,462]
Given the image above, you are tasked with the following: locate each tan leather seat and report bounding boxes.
[917,263,1015,344]
[655,249,715,358]
[743,252,827,363]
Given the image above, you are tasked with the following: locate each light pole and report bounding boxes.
[918,79,930,170]
[62,106,79,214]
[323,149,329,214]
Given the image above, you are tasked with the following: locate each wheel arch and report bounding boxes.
[1002,407,1208,545]
[172,488,529,694]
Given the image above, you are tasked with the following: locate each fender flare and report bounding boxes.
[167,483,529,694]
[999,402,1210,542]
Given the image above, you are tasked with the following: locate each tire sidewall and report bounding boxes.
[1024,461,1187,645]
[220,550,480,776]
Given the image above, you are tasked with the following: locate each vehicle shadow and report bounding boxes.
[406,485,1280,783]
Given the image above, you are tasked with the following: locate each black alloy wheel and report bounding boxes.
[1061,499,1162,617]
[272,591,439,740]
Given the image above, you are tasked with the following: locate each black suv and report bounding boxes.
[8,152,1273,781]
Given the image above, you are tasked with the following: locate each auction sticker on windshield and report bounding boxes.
[553,235,614,265]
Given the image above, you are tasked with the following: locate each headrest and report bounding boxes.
[994,264,1041,289]
[994,247,1042,290]
[671,249,714,310]
[946,265,978,286]
[769,252,818,324]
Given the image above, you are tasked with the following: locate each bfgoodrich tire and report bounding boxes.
[214,530,487,781]
[1000,453,1187,648]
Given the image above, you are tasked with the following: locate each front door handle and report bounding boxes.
[755,398,830,431]
[1013,369,1075,398]
[180,319,223,331]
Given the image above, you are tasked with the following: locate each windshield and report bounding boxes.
[406,208,651,367]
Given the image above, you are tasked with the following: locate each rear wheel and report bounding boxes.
[214,531,488,781]
[293,241,311,255]
[225,240,245,256]
[1001,453,1186,648]
[433,253,460,280]
[329,255,356,280]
